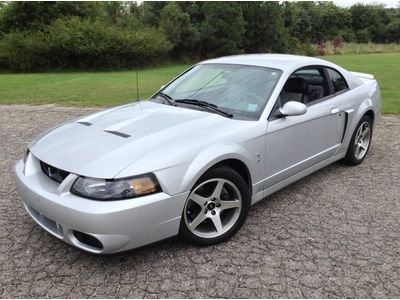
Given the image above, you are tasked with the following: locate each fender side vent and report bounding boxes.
[77,121,93,126]
[104,130,130,138]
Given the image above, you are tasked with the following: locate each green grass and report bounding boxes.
[0,64,191,107]
[0,52,399,114]
[323,52,400,114]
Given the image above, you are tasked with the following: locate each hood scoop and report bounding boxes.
[77,121,93,126]
[103,130,130,138]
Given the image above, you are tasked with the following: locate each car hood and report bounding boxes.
[30,101,240,178]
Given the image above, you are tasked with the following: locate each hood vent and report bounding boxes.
[104,130,130,138]
[77,121,93,126]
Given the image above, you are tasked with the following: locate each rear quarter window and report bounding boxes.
[327,68,348,93]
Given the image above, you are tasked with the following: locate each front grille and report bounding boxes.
[40,161,70,183]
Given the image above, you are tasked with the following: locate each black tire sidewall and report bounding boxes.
[179,166,251,246]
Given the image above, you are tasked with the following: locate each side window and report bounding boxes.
[270,67,330,119]
[327,68,348,94]
[279,67,329,106]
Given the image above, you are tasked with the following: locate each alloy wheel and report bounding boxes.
[184,178,242,239]
[354,121,371,160]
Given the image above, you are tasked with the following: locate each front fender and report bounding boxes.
[153,143,255,196]
[180,143,255,193]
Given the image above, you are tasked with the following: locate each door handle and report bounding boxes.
[330,107,340,114]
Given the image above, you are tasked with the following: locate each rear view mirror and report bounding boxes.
[279,101,307,117]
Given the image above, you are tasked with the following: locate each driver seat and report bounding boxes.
[280,77,309,105]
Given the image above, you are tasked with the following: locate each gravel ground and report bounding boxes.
[1,104,400,298]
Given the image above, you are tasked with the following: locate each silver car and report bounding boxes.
[14,54,381,254]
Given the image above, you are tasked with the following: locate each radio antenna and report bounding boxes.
[136,69,139,101]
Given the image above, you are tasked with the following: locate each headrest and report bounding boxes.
[284,77,308,93]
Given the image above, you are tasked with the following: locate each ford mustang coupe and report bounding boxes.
[14,54,381,254]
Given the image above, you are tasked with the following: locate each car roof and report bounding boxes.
[199,54,333,72]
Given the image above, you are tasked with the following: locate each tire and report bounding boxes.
[344,115,373,166]
[180,166,250,246]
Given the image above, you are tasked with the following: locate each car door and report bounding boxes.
[264,66,346,188]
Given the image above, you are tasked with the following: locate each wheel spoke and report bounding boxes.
[220,199,240,210]
[211,214,223,233]
[361,127,370,139]
[190,193,208,207]
[355,127,363,140]
[355,145,361,157]
[211,180,225,199]
[188,213,206,230]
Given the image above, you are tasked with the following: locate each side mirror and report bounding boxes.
[279,101,307,117]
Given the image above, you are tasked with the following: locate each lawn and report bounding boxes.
[323,52,400,114]
[0,52,399,113]
[0,64,191,107]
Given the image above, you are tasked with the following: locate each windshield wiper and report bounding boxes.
[155,92,176,106]
[175,99,233,118]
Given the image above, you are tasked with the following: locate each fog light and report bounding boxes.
[73,230,103,250]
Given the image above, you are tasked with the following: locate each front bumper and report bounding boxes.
[13,157,189,254]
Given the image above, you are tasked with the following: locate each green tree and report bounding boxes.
[370,5,390,43]
[140,1,167,27]
[103,2,128,23]
[159,2,199,56]
[0,1,106,33]
[319,2,352,41]
[387,18,400,42]
[284,2,325,43]
[349,4,386,43]
[241,2,289,53]
[200,2,245,57]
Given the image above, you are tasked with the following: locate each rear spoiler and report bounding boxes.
[350,71,374,80]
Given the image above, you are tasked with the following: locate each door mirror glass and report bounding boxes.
[279,101,307,117]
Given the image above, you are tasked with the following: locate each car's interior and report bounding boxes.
[156,64,349,120]
[161,64,282,120]
[279,67,330,107]
[270,67,348,119]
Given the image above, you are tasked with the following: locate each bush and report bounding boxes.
[291,41,318,56]
[322,41,400,55]
[0,17,172,71]
[0,31,50,71]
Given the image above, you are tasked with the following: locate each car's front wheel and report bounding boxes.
[180,166,250,246]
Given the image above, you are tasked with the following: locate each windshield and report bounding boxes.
[150,63,282,120]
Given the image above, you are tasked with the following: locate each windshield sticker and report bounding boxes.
[246,103,258,112]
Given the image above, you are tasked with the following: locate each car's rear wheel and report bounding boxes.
[180,166,250,246]
[344,115,373,165]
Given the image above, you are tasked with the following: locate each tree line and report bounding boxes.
[0,1,399,72]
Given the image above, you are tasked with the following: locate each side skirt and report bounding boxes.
[251,153,345,205]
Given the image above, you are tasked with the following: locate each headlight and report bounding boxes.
[70,173,161,200]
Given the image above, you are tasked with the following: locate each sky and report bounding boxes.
[331,0,399,7]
